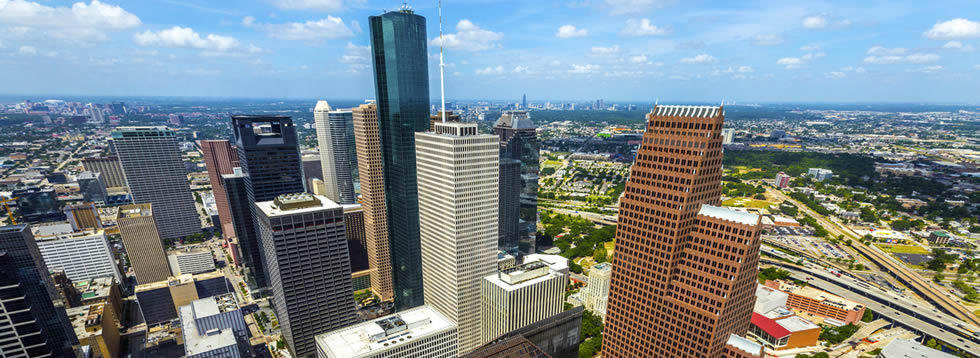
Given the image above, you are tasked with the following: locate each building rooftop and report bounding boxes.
[522,254,569,273]
[67,303,109,341]
[190,293,239,320]
[256,193,340,217]
[75,277,116,301]
[316,305,455,357]
[314,100,332,112]
[881,338,956,358]
[31,222,76,237]
[495,111,535,129]
[485,257,567,292]
[754,284,789,314]
[180,299,237,356]
[652,105,722,118]
[773,280,864,312]
[776,315,820,333]
[699,204,760,226]
[117,203,152,218]
[725,334,762,356]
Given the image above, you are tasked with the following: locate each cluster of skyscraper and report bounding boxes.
[0,6,769,358]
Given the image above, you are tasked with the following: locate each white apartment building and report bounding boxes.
[583,262,611,320]
[35,230,121,282]
[480,258,567,344]
[416,122,499,354]
[315,305,458,358]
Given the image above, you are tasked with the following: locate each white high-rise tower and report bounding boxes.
[314,101,339,202]
[416,122,499,354]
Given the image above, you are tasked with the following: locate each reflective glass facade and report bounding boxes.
[369,9,430,310]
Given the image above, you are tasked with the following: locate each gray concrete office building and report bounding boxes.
[256,193,358,357]
[112,127,200,239]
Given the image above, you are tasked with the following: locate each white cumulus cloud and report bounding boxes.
[924,18,980,40]
[802,16,827,29]
[591,45,620,56]
[620,18,670,36]
[259,16,355,41]
[569,64,600,73]
[777,57,803,67]
[864,46,939,64]
[629,55,648,64]
[556,24,588,38]
[680,54,716,64]
[432,20,503,51]
[134,27,242,51]
[0,0,141,42]
[476,65,505,75]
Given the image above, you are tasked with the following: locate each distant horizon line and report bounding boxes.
[0,93,977,106]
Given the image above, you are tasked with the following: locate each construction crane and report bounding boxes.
[1,197,17,225]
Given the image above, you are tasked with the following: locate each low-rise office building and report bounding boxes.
[764,280,866,325]
[168,248,216,275]
[180,293,251,358]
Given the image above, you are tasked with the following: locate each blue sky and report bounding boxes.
[0,0,977,102]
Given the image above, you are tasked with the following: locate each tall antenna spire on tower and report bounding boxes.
[438,0,447,123]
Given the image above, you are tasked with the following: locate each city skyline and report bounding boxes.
[0,1,976,102]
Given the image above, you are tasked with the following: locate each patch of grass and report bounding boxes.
[723,197,773,209]
[875,244,930,255]
[543,160,563,166]
[973,309,980,318]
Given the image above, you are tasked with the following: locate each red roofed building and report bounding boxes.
[748,313,821,351]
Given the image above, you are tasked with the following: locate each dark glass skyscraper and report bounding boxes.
[494,111,540,254]
[0,226,77,356]
[369,8,430,310]
[232,116,305,290]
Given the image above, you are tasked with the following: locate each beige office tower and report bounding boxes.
[351,102,393,302]
[116,204,171,284]
[479,258,567,344]
[416,122,500,354]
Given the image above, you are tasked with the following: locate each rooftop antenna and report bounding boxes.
[439,0,447,123]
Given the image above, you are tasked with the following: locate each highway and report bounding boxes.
[767,188,980,328]
[761,259,980,356]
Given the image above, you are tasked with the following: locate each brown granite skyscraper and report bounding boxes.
[602,105,763,358]
[199,140,239,239]
[352,102,394,302]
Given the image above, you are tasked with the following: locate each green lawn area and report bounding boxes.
[875,244,931,255]
[543,160,563,166]
[723,197,773,209]
[974,309,980,318]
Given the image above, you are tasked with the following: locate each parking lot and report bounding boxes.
[765,228,853,261]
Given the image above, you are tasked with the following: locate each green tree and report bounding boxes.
[862,308,873,322]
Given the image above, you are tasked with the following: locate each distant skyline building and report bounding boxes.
[116,203,172,284]
[314,101,358,205]
[232,115,305,290]
[199,140,239,239]
[112,126,200,239]
[775,172,791,189]
[522,94,527,109]
[370,8,431,310]
[315,305,458,358]
[493,110,539,254]
[417,122,499,354]
[255,193,358,357]
[722,128,735,145]
[479,258,567,345]
[602,105,763,358]
[351,102,394,302]
[0,225,77,356]
[82,157,127,189]
[77,171,108,204]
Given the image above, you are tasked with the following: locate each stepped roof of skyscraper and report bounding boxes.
[315,305,455,357]
[315,100,332,112]
[495,110,534,129]
[698,204,759,226]
[651,105,721,118]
